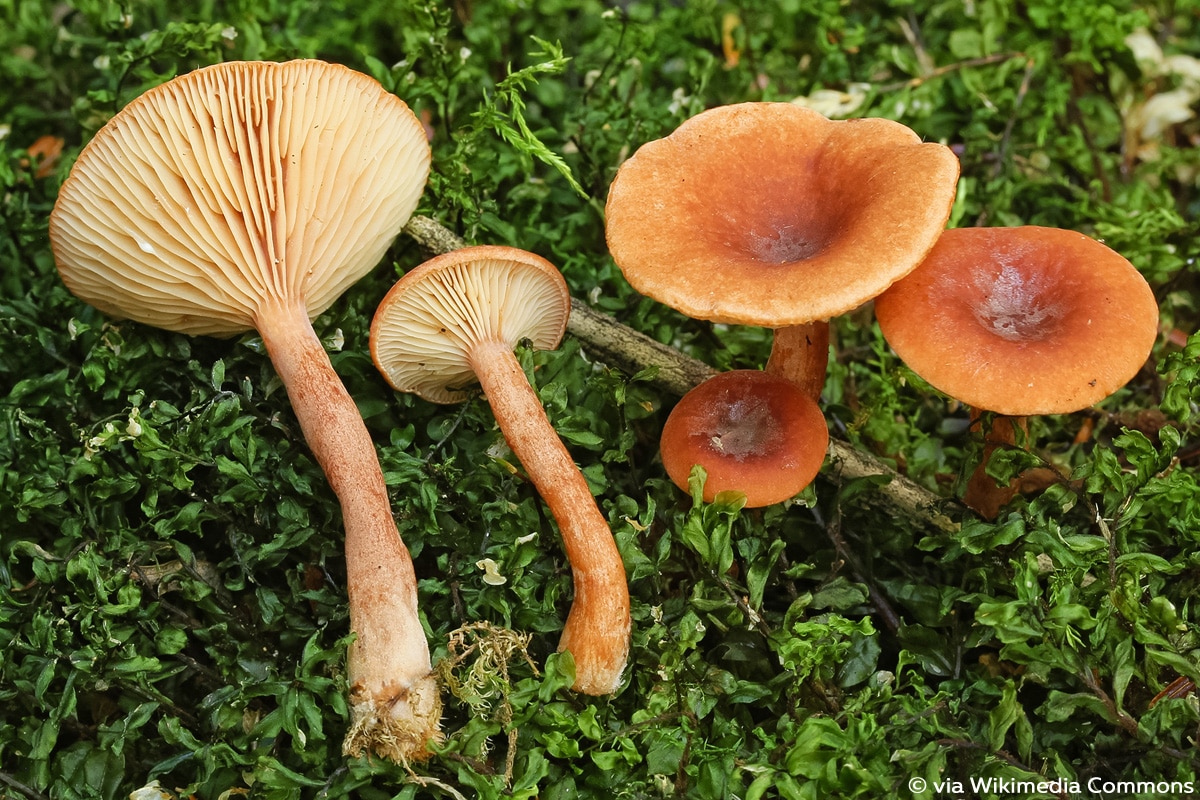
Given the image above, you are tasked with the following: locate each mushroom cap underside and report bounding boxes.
[370,245,571,404]
[605,102,960,327]
[875,226,1160,416]
[660,369,829,507]
[50,59,431,337]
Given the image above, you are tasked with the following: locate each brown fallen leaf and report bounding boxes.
[721,12,741,68]
[24,134,64,178]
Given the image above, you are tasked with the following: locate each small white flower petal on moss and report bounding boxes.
[475,558,507,586]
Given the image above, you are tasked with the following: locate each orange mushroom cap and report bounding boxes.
[605,102,960,327]
[660,370,829,507]
[875,226,1160,416]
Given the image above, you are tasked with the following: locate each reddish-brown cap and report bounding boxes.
[875,226,1160,416]
[660,370,829,507]
[370,245,570,404]
[50,60,431,337]
[605,102,960,327]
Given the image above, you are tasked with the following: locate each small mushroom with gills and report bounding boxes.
[874,226,1160,518]
[370,244,631,695]
[660,370,829,507]
[48,59,439,763]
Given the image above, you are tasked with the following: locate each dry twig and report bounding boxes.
[402,216,962,534]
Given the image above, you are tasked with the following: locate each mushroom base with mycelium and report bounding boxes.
[254,297,443,762]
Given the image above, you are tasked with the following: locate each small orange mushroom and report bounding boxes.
[24,134,64,179]
[660,370,829,507]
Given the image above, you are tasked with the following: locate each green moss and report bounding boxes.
[3,0,1199,798]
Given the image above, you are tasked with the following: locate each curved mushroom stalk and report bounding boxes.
[470,340,630,693]
[371,245,632,695]
[254,299,441,759]
[961,411,1024,520]
[48,60,439,762]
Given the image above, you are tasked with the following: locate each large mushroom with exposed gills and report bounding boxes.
[48,59,439,762]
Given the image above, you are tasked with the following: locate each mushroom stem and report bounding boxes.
[467,338,631,695]
[962,410,1026,520]
[254,299,440,762]
[765,321,831,401]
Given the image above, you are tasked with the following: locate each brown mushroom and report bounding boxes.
[605,101,959,401]
[660,370,829,507]
[48,59,439,762]
[369,244,631,695]
[875,226,1160,517]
